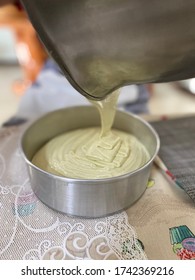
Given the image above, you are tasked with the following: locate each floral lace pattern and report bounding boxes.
[0,125,146,260]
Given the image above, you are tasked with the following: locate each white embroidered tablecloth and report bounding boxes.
[0,124,146,260]
[1,121,195,260]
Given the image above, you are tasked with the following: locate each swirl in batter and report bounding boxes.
[32,91,150,179]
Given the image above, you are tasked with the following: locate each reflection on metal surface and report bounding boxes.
[21,0,195,100]
[178,79,195,94]
[21,106,160,218]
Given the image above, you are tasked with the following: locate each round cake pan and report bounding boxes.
[21,106,160,218]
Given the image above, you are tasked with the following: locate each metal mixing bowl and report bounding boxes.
[21,106,160,218]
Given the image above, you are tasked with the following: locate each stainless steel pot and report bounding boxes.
[21,106,160,218]
[21,0,195,100]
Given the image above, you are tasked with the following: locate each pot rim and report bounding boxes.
[20,105,160,183]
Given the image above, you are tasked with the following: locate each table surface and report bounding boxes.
[0,119,195,260]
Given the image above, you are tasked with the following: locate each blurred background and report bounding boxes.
[1,4,195,126]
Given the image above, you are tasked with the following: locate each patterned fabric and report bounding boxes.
[126,164,195,260]
[1,119,195,260]
[151,115,195,202]
[0,124,146,260]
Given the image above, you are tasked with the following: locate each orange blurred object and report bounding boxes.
[0,4,48,95]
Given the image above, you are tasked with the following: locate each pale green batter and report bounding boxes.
[32,91,150,179]
[32,127,149,179]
